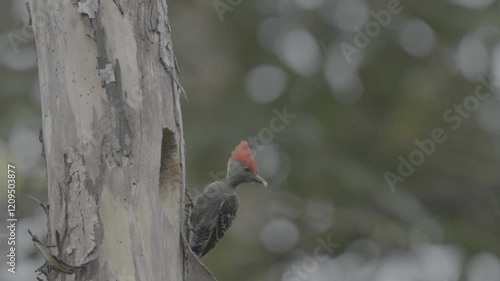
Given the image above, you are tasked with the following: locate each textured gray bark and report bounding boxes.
[29,0,186,280]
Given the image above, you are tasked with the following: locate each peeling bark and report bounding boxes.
[30,0,185,280]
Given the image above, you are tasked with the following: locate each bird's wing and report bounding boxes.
[190,182,222,229]
[189,183,224,255]
[198,193,239,257]
[190,224,213,257]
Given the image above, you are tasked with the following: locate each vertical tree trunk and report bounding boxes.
[29,0,185,280]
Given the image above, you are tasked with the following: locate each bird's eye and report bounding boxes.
[244,166,251,172]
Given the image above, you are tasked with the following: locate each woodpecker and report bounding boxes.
[189,141,267,257]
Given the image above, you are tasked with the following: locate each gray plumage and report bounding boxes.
[189,152,267,257]
[189,182,239,257]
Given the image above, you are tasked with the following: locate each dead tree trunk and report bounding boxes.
[29,0,185,280]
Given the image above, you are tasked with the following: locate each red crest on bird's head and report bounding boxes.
[231,141,258,175]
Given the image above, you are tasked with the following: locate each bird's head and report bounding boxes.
[226,141,267,188]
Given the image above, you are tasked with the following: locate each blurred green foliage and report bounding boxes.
[1,0,500,280]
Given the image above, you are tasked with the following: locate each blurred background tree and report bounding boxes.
[1,0,500,280]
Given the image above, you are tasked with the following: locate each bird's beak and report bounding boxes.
[253,174,268,187]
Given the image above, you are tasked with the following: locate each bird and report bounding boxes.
[189,141,267,257]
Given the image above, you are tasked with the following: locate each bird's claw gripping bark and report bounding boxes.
[184,186,194,231]
[184,186,194,210]
[183,186,195,240]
